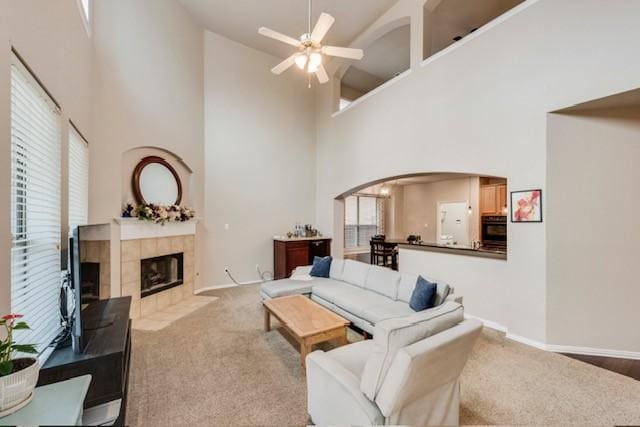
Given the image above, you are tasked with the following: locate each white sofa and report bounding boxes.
[306,308,482,426]
[260,259,462,335]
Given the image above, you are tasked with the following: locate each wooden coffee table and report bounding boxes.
[263,295,350,368]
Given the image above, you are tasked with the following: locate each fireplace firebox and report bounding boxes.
[140,253,184,298]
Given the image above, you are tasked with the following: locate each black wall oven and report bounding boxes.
[481,216,507,250]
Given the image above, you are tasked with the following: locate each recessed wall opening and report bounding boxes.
[423,0,524,61]
[338,173,508,268]
[339,24,410,110]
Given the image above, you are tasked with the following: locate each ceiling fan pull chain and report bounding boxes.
[308,0,312,35]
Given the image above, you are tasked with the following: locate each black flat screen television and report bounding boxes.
[69,224,113,354]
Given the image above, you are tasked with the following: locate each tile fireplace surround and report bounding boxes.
[118,219,196,319]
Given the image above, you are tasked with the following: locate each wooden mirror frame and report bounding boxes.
[132,156,183,205]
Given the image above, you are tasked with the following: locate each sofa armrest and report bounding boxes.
[306,351,384,426]
[445,294,463,304]
[291,265,312,277]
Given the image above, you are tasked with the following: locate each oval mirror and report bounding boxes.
[132,156,182,206]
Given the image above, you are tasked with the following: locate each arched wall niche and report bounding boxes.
[121,146,194,207]
[334,16,411,82]
[333,16,411,110]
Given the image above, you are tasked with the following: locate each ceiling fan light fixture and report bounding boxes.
[258,0,364,85]
[309,52,322,68]
[295,54,308,70]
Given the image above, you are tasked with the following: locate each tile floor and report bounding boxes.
[132,295,218,331]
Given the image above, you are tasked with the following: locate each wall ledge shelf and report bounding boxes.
[114,217,198,240]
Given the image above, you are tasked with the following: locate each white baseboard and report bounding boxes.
[194,280,262,294]
[505,332,548,351]
[466,312,640,360]
[546,344,640,361]
[464,313,508,333]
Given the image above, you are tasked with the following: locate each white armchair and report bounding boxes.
[306,302,482,426]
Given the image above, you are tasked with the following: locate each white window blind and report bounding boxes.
[68,125,89,235]
[10,55,62,353]
[344,195,385,249]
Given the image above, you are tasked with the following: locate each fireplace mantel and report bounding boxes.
[114,217,197,241]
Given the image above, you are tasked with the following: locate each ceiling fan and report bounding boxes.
[258,0,364,85]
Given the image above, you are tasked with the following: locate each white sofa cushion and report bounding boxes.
[325,340,375,379]
[397,273,419,303]
[364,265,401,299]
[312,281,362,304]
[361,301,415,324]
[332,290,391,320]
[261,278,315,298]
[359,301,464,400]
[341,260,371,288]
[330,259,346,280]
[432,280,451,306]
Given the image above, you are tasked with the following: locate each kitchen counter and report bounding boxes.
[273,236,331,242]
[398,242,507,260]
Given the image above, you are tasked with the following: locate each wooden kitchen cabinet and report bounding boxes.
[497,184,507,215]
[274,238,332,280]
[480,184,508,215]
[480,185,498,215]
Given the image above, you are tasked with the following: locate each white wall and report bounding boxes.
[315,0,640,345]
[0,0,93,315]
[547,109,640,353]
[203,32,316,287]
[91,0,204,293]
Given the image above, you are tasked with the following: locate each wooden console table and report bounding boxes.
[273,237,332,279]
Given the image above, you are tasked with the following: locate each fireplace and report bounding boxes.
[140,253,184,298]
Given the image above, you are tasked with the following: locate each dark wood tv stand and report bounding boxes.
[38,297,132,426]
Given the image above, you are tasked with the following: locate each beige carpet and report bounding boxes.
[127,284,640,426]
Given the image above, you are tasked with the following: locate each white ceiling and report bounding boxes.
[178,0,399,60]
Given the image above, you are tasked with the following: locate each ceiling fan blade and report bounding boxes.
[311,13,335,43]
[321,46,364,60]
[258,27,301,47]
[271,53,298,75]
[316,64,329,84]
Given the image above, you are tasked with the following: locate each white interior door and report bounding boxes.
[437,201,470,246]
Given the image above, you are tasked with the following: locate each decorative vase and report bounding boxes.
[0,358,39,417]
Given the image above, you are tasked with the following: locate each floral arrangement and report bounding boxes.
[122,203,195,225]
[0,314,37,376]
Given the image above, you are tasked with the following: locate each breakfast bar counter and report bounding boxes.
[398,242,507,261]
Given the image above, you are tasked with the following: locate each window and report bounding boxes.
[344,195,385,249]
[11,54,62,353]
[68,124,89,235]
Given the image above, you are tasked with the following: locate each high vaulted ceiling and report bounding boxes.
[178,0,399,60]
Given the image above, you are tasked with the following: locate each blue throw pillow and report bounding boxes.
[409,276,438,312]
[310,256,332,278]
